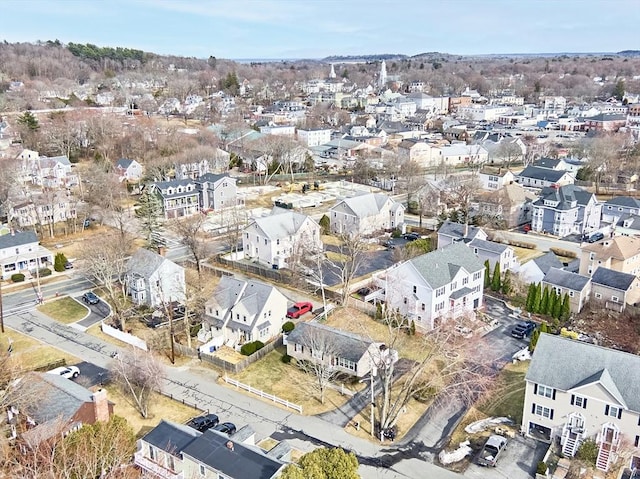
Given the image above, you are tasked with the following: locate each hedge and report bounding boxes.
[11,273,25,282]
[508,240,536,249]
[38,268,52,277]
[240,340,265,356]
[550,247,577,258]
[282,321,295,333]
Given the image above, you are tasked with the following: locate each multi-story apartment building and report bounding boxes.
[523,334,640,472]
[579,235,640,276]
[531,185,601,237]
[296,128,332,147]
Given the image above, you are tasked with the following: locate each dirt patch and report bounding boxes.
[572,303,640,354]
[213,346,245,364]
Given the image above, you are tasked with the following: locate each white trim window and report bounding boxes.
[605,404,622,419]
[536,384,555,399]
[533,404,554,419]
[336,357,356,372]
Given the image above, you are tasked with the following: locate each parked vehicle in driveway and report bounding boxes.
[287,302,313,319]
[47,366,80,379]
[82,292,100,305]
[476,434,507,467]
[587,232,604,243]
[212,422,236,435]
[186,414,219,432]
[403,232,420,241]
[511,320,536,339]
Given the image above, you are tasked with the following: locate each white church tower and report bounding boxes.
[329,63,336,79]
[378,60,387,88]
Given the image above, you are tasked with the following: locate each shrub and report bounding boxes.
[11,273,25,282]
[319,215,330,235]
[38,268,52,277]
[281,354,292,364]
[54,252,68,272]
[509,240,536,249]
[391,228,402,238]
[549,247,577,259]
[282,321,295,333]
[536,461,547,475]
[240,340,265,356]
[576,438,598,465]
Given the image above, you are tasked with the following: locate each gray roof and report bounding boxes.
[450,286,474,300]
[0,230,38,249]
[532,251,564,275]
[116,158,134,169]
[409,242,485,290]
[331,192,395,219]
[438,220,484,241]
[542,267,590,292]
[616,214,640,230]
[126,248,170,279]
[518,166,568,182]
[151,179,199,198]
[591,267,636,291]
[532,157,563,169]
[605,196,640,209]
[249,210,314,240]
[198,173,230,184]
[469,238,508,255]
[526,334,640,412]
[286,322,375,364]
[534,184,594,209]
[142,419,200,455]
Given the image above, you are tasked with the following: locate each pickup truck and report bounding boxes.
[476,435,507,467]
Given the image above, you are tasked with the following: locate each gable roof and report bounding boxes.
[615,214,640,231]
[409,242,485,290]
[115,158,135,169]
[437,220,485,243]
[249,210,315,240]
[0,231,39,249]
[604,196,640,209]
[532,157,564,169]
[532,251,564,275]
[517,166,569,182]
[534,184,594,209]
[198,173,231,184]
[526,334,640,412]
[469,237,509,255]
[142,419,199,456]
[591,267,636,291]
[286,322,375,364]
[126,248,173,279]
[581,235,640,260]
[331,192,397,219]
[542,267,590,292]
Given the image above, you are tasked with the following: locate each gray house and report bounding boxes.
[196,173,239,211]
[522,334,640,472]
[125,248,186,308]
[602,196,640,224]
[531,185,601,238]
[436,220,487,248]
[541,267,591,313]
[590,267,640,311]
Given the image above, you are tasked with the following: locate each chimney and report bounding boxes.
[464,222,469,237]
[226,441,234,451]
[92,388,110,423]
[157,246,167,257]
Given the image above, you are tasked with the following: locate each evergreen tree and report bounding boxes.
[319,215,330,235]
[560,293,571,322]
[525,283,536,312]
[484,260,491,288]
[136,188,164,249]
[17,111,40,131]
[491,262,501,292]
[501,270,512,295]
[410,320,416,336]
[540,287,549,315]
[54,252,68,272]
[529,327,540,352]
[552,291,562,319]
[531,283,542,313]
[540,321,549,334]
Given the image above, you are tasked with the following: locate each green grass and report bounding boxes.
[477,360,529,425]
[37,296,89,324]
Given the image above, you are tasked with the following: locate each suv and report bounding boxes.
[587,232,604,243]
[403,232,420,241]
[213,422,236,435]
[287,302,313,319]
[511,321,536,339]
[82,292,100,305]
[187,414,220,432]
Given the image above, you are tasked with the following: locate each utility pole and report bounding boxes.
[0,278,4,333]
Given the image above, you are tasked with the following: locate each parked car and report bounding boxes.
[403,232,420,241]
[47,366,80,379]
[186,414,220,432]
[82,292,100,305]
[476,434,508,467]
[587,232,604,243]
[287,302,313,319]
[511,320,536,339]
[64,261,74,269]
[212,422,236,435]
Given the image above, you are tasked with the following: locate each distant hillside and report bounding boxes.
[322,53,407,62]
[618,50,640,56]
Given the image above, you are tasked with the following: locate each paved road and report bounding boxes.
[75,295,111,330]
[492,230,582,256]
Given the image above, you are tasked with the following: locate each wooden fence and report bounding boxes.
[223,376,302,413]
[215,254,289,283]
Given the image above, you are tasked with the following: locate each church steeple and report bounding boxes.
[378,60,387,88]
[329,63,336,79]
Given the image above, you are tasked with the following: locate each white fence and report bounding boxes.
[223,376,302,413]
[101,322,148,351]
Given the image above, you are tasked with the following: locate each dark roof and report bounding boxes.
[533,157,563,169]
[616,214,640,231]
[409,242,485,290]
[0,231,39,249]
[591,267,636,291]
[437,220,484,241]
[126,248,168,279]
[534,184,594,209]
[532,252,564,275]
[198,173,230,184]
[286,322,374,364]
[450,286,474,300]
[605,196,640,209]
[526,334,640,412]
[142,420,199,455]
[182,428,283,479]
[469,238,508,255]
[517,166,568,182]
[542,267,590,292]
[585,113,627,122]
[115,158,134,169]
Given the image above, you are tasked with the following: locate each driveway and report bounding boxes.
[322,245,396,287]
[74,295,111,330]
[463,435,548,479]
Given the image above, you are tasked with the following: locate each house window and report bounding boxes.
[403,297,407,304]
[595,292,602,299]
[413,285,417,294]
[294,343,303,353]
[605,405,622,419]
[243,315,247,322]
[536,384,555,399]
[611,296,619,302]
[149,446,156,461]
[571,395,587,409]
[635,435,640,448]
[311,349,323,360]
[590,252,595,260]
[264,239,267,245]
[276,239,280,245]
[569,291,574,297]
[421,303,425,311]
[533,403,554,419]
[473,272,482,281]
[336,357,356,371]
[199,464,206,476]
[463,277,469,285]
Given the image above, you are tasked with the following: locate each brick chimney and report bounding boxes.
[226,441,234,451]
[92,388,110,423]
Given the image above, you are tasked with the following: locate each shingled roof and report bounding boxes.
[542,267,590,292]
[591,267,636,292]
[409,242,485,290]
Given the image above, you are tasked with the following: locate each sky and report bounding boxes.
[1,0,639,60]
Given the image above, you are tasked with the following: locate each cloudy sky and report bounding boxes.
[1,0,638,59]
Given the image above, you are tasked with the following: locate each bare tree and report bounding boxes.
[294,326,341,405]
[169,215,208,277]
[325,233,368,307]
[442,174,481,227]
[110,347,165,418]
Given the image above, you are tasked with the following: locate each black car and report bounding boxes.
[212,422,236,435]
[187,414,220,432]
[82,292,100,305]
[587,232,604,243]
[511,321,536,339]
[403,232,420,241]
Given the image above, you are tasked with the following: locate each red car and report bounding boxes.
[287,302,313,319]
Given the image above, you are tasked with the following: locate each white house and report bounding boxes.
[114,158,143,183]
[124,248,186,308]
[242,208,322,269]
[0,231,53,280]
[516,166,574,189]
[478,169,515,191]
[296,128,332,147]
[200,276,288,350]
[329,192,404,236]
[377,242,485,330]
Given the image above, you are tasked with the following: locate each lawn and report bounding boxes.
[0,330,79,371]
[512,246,544,263]
[38,296,89,324]
[477,360,528,425]
[104,384,201,437]
[226,346,358,415]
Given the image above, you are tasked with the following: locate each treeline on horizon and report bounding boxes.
[66,42,147,63]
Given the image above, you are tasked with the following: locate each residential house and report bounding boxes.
[475,183,536,228]
[0,231,53,280]
[532,157,570,171]
[437,220,487,248]
[478,168,515,191]
[174,159,211,180]
[601,196,640,224]
[124,248,186,308]
[242,208,322,269]
[197,173,239,211]
[397,139,438,167]
[18,151,78,188]
[613,214,640,237]
[437,143,488,166]
[541,267,591,313]
[7,373,113,446]
[286,322,395,378]
[9,192,77,230]
[517,251,565,284]
[522,334,640,472]
[377,242,485,330]
[115,158,143,182]
[531,185,601,237]
[468,237,519,272]
[590,267,640,311]
[149,179,201,219]
[579,235,640,277]
[200,276,288,350]
[135,420,287,479]
[515,166,574,189]
[329,192,405,236]
[296,128,332,147]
